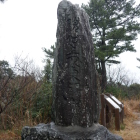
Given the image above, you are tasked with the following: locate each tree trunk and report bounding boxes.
[101,60,107,92]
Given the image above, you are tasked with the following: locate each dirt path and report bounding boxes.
[112,111,140,140]
[133,112,140,125]
[122,112,140,140]
[128,112,140,140]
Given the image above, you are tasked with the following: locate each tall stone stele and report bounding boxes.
[52,0,100,127]
[21,1,123,139]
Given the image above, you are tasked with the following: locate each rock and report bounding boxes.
[52,0,100,127]
[21,122,123,140]
[21,1,123,139]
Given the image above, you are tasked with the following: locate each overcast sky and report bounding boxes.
[0,0,140,83]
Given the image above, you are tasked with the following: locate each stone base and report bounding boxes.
[21,122,123,140]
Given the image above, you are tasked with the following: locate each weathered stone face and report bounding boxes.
[53,0,100,127]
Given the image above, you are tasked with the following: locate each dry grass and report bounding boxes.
[110,99,140,140]
[0,110,35,140]
[0,99,140,140]
[123,100,138,119]
[0,119,35,140]
[0,130,20,140]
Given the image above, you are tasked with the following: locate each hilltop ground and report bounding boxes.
[0,99,140,140]
[110,99,140,140]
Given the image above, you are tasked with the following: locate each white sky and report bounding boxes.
[0,0,140,83]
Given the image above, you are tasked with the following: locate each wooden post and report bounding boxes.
[106,105,110,123]
[101,94,106,126]
[122,105,124,123]
[119,104,122,123]
[115,108,120,131]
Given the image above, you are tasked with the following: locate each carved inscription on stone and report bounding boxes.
[53,1,100,127]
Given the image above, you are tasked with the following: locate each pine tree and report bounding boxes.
[43,44,56,60]
[82,0,140,91]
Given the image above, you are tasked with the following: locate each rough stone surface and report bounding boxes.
[21,1,123,139]
[52,0,100,127]
[21,122,123,140]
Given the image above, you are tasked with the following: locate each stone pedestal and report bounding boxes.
[21,122,123,140]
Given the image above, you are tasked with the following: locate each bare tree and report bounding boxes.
[106,64,136,86]
[0,57,42,116]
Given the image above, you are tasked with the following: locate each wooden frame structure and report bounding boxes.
[100,93,124,131]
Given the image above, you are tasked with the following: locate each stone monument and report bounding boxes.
[52,0,100,127]
[21,1,123,139]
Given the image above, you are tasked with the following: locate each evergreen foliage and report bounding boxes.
[43,44,55,60]
[43,59,52,82]
[82,0,140,91]
[0,60,14,79]
[31,53,53,123]
[31,79,52,123]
